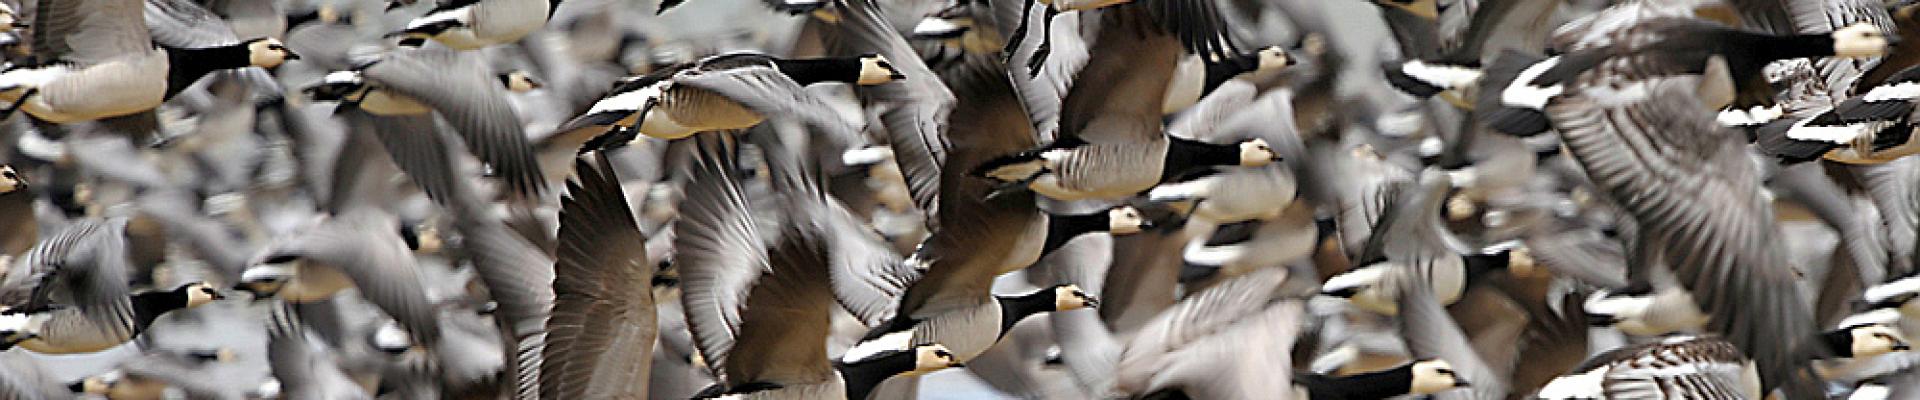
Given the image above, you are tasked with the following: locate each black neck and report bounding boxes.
[996,288,1058,335]
[1162,136,1240,182]
[1298,364,1415,400]
[1043,212,1109,256]
[549,0,563,12]
[1201,53,1259,96]
[1820,328,1856,357]
[1461,250,1511,288]
[773,57,862,86]
[130,288,192,334]
[837,350,917,400]
[163,44,252,100]
[1745,31,1839,61]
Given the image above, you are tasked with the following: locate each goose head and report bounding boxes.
[1052,284,1099,311]
[0,311,33,350]
[0,3,23,32]
[1832,23,1894,58]
[0,164,22,193]
[1409,359,1470,394]
[67,376,110,395]
[303,71,370,102]
[1254,46,1296,72]
[857,54,905,85]
[244,38,300,68]
[1823,324,1912,358]
[909,344,964,375]
[1107,206,1152,235]
[1238,138,1281,167]
[497,70,544,93]
[179,281,227,308]
[236,262,297,299]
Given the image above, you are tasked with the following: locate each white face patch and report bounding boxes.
[246,38,296,68]
[1107,207,1146,235]
[858,55,902,85]
[909,344,959,375]
[0,165,19,193]
[1410,359,1465,395]
[1256,46,1292,72]
[1053,285,1096,311]
[1239,138,1277,167]
[1832,23,1892,58]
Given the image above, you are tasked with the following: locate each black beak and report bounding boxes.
[948,362,966,368]
[1323,287,1359,298]
[210,292,228,301]
[1585,312,1621,327]
[8,22,25,29]
[66,381,84,393]
[1455,380,1472,388]
[1897,343,1913,351]
[889,73,907,80]
[1084,297,1101,308]
[1285,57,1298,66]
[284,51,302,61]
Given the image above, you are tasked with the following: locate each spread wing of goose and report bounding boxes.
[1321,171,1481,316]
[973,4,1278,202]
[266,305,372,400]
[676,136,957,399]
[1549,76,1816,395]
[828,0,953,216]
[0,351,67,399]
[540,155,656,400]
[5,218,138,342]
[243,209,442,348]
[1394,270,1505,399]
[1114,267,1300,399]
[335,107,466,207]
[353,47,546,198]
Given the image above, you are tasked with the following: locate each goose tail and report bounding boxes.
[1383,59,1481,99]
[1476,50,1552,136]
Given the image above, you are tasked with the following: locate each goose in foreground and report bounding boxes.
[1292,359,1470,400]
[1039,205,1150,257]
[0,0,296,123]
[561,52,901,149]
[971,1,1278,202]
[1477,19,1892,136]
[675,136,960,400]
[1546,71,1816,396]
[1817,324,1912,359]
[539,156,656,399]
[0,282,223,354]
[301,47,547,198]
[392,0,562,50]
[842,283,1095,367]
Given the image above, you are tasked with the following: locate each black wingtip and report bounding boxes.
[1479,107,1552,137]
[1752,118,1838,165]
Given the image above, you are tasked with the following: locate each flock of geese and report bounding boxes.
[12,0,1920,398]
